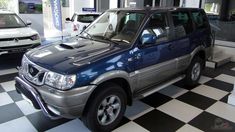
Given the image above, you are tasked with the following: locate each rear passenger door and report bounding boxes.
[170,10,194,72]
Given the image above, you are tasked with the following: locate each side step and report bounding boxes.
[136,75,185,99]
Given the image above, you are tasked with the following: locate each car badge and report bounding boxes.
[14,38,19,43]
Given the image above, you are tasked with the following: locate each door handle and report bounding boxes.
[135,53,142,60]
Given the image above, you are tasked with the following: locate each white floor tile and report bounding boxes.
[191,85,228,100]
[159,85,189,98]
[157,99,203,123]
[0,93,14,106]
[113,121,149,132]
[125,100,154,120]
[16,100,40,115]
[176,124,203,132]
[206,101,235,123]
[46,119,90,132]
[1,81,16,92]
[215,74,235,84]
[199,76,212,84]
[0,68,17,76]
[0,117,37,132]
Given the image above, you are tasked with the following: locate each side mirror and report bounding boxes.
[26,20,32,26]
[141,34,156,45]
[66,17,71,21]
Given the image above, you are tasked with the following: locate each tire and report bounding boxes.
[184,56,204,86]
[82,83,127,132]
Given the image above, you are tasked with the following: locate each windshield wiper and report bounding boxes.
[92,35,119,45]
[111,38,130,44]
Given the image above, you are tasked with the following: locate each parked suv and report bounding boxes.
[0,10,41,55]
[15,7,213,132]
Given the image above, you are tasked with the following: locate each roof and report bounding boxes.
[0,10,14,14]
[108,7,203,13]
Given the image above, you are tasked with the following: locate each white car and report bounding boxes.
[0,10,41,55]
[65,12,100,36]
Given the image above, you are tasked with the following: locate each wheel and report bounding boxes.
[184,56,203,86]
[82,83,127,132]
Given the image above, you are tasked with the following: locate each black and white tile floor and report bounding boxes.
[1,54,235,132]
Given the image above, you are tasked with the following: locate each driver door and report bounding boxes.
[134,12,178,90]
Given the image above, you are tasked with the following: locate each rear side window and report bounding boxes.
[171,11,193,36]
[191,11,208,29]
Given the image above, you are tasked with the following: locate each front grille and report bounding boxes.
[21,56,48,86]
[28,64,39,77]
[0,36,32,41]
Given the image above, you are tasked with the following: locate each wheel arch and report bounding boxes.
[82,71,133,116]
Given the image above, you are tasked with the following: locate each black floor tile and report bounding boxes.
[134,109,185,132]
[8,90,23,102]
[141,92,172,108]
[205,79,233,92]
[220,94,230,103]
[115,116,130,129]
[0,73,18,83]
[202,67,222,78]
[173,81,200,90]
[220,62,235,71]
[177,92,216,110]
[0,85,5,93]
[189,111,235,132]
[0,103,24,124]
[27,111,71,132]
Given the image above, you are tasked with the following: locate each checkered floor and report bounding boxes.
[1,54,235,132]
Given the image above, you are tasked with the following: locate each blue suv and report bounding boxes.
[15,7,213,132]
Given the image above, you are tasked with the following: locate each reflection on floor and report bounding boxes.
[1,54,235,132]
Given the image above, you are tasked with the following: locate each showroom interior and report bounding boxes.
[1,0,235,131]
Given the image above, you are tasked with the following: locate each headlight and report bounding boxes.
[45,71,76,90]
[31,34,40,40]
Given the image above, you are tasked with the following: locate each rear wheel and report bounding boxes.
[184,57,203,86]
[82,83,127,132]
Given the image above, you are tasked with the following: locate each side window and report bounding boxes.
[171,11,193,37]
[192,11,208,29]
[142,13,169,43]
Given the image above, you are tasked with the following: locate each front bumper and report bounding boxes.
[15,76,96,119]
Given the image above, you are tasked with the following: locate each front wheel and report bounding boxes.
[82,83,127,132]
[184,57,203,86]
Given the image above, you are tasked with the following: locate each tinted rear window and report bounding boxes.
[171,11,193,35]
[191,11,209,29]
[77,14,99,23]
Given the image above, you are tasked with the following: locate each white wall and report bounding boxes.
[181,0,200,8]
[72,0,94,14]
[19,14,44,36]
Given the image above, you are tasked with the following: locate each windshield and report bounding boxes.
[81,11,145,44]
[0,14,26,29]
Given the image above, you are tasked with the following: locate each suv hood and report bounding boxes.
[0,27,38,39]
[26,37,127,74]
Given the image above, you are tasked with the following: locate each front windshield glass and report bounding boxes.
[81,11,145,44]
[0,14,26,29]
